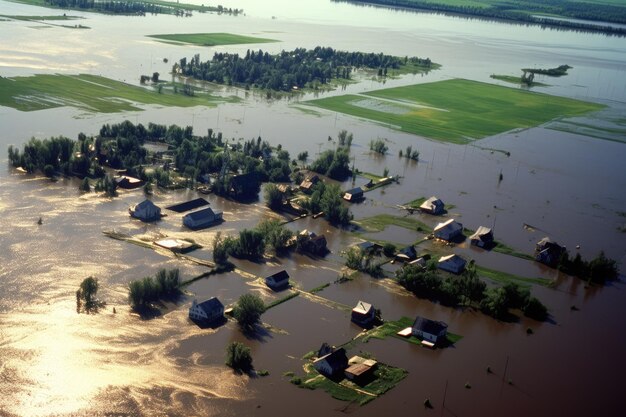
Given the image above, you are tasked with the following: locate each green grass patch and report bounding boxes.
[492,243,534,260]
[0,73,228,113]
[306,79,604,143]
[308,283,330,294]
[490,74,549,87]
[364,316,462,346]
[475,265,551,287]
[354,214,431,234]
[147,32,278,46]
[265,291,300,310]
[359,171,384,181]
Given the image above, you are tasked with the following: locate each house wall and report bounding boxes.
[189,306,208,320]
[314,360,333,376]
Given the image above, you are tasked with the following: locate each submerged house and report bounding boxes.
[299,174,320,193]
[114,175,144,189]
[129,199,161,222]
[313,347,348,378]
[535,237,565,267]
[265,270,290,291]
[189,297,224,323]
[183,207,223,229]
[420,196,445,215]
[355,241,383,255]
[299,230,328,256]
[437,254,467,274]
[469,226,494,248]
[343,187,364,202]
[395,245,417,263]
[351,300,375,327]
[433,219,464,241]
[412,316,448,344]
[228,172,261,199]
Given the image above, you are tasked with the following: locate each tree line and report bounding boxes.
[42,0,241,16]
[175,47,433,91]
[128,268,181,311]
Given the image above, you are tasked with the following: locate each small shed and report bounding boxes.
[535,237,565,267]
[470,226,494,248]
[183,207,223,229]
[412,316,448,344]
[154,238,194,253]
[351,300,375,327]
[420,196,445,215]
[343,187,364,202]
[189,297,224,323]
[438,254,467,274]
[299,174,320,193]
[129,199,161,222]
[433,219,464,241]
[265,270,290,291]
[313,347,348,378]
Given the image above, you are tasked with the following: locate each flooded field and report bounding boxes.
[1,0,625,416]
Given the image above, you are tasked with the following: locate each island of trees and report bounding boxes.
[174,47,436,92]
[37,0,241,16]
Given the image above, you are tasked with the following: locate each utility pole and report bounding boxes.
[441,379,448,417]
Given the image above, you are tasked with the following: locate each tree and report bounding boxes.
[382,243,395,257]
[212,231,229,265]
[319,183,351,225]
[264,183,283,210]
[297,151,308,164]
[587,251,618,284]
[345,247,364,270]
[233,293,265,329]
[523,297,548,321]
[480,287,509,319]
[225,341,253,372]
[256,219,293,253]
[458,263,486,305]
[152,72,160,83]
[76,276,99,312]
[80,177,91,192]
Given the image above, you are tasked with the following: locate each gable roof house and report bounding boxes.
[189,297,224,323]
[299,174,320,193]
[228,172,261,199]
[351,300,375,327]
[412,316,448,344]
[395,245,417,262]
[433,219,464,241]
[469,226,494,248]
[438,254,467,274]
[343,187,364,202]
[313,347,348,378]
[265,270,290,291]
[114,175,144,189]
[355,241,383,255]
[129,199,162,222]
[535,237,565,267]
[183,207,223,230]
[420,196,445,215]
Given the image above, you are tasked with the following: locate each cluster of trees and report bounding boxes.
[310,148,352,181]
[302,182,352,225]
[522,65,572,77]
[233,293,265,329]
[221,219,294,260]
[396,262,547,321]
[76,276,99,313]
[225,341,253,372]
[263,184,284,210]
[558,251,619,284]
[42,0,240,16]
[176,47,433,91]
[128,269,181,311]
[369,138,388,155]
[398,145,419,161]
[344,0,626,33]
[94,174,118,197]
[345,248,383,277]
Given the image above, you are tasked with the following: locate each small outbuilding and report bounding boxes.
[351,300,375,327]
[313,347,348,378]
[469,226,494,248]
[433,219,464,241]
[129,199,161,222]
[535,237,565,267]
[395,245,417,262]
[189,297,224,323]
[412,316,448,344]
[420,196,445,215]
[265,270,290,291]
[183,207,223,230]
[437,254,467,274]
[344,356,378,382]
[343,187,364,202]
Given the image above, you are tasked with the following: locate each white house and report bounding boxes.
[433,219,463,241]
[351,300,375,326]
[438,254,467,274]
[412,316,448,343]
[420,196,445,215]
[189,297,224,323]
[129,199,161,222]
[183,207,223,229]
[469,226,494,248]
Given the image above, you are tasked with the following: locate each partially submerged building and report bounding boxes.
[299,230,328,256]
[154,238,195,253]
[129,199,161,222]
[469,226,494,248]
[420,196,445,215]
[433,219,464,241]
[395,245,417,263]
[299,174,320,194]
[437,254,467,274]
[189,297,224,323]
[265,270,290,291]
[412,316,448,344]
[183,207,223,229]
[313,347,348,378]
[535,237,566,267]
[114,175,144,189]
[351,300,375,327]
[345,356,378,382]
[355,241,383,255]
[343,187,364,202]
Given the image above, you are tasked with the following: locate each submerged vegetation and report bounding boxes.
[128,269,181,311]
[148,32,277,46]
[225,342,253,372]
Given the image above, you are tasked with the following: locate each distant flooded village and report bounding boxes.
[0,1,625,417]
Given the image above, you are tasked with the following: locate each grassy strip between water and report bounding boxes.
[308,283,331,294]
[353,214,431,233]
[363,316,462,346]
[306,79,604,143]
[5,0,221,13]
[475,265,551,287]
[490,74,549,87]
[265,291,300,310]
[0,73,228,112]
[294,362,407,406]
[0,14,82,20]
[148,32,278,46]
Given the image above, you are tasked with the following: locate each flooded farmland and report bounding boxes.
[1,0,625,416]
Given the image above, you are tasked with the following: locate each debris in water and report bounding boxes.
[37,217,43,225]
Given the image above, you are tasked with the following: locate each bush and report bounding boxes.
[212,231,229,265]
[264,183,283,210]
[43,164,55,178]
[225,342,253,372]
[128,268,180,310]
[383,243,395,257]
[369,138,388,155]
[523,296,548,321]
[233,293,266,329]
[227,229,265,260]
[256,219,293,253]
[80,177,91,192]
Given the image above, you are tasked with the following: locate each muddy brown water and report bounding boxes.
[1,1,626,416]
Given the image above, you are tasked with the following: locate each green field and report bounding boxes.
[0,74,229,113]
[306,79,604,143]
[148,32,278,46]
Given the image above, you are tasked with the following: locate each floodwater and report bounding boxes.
[1,0,626,416]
